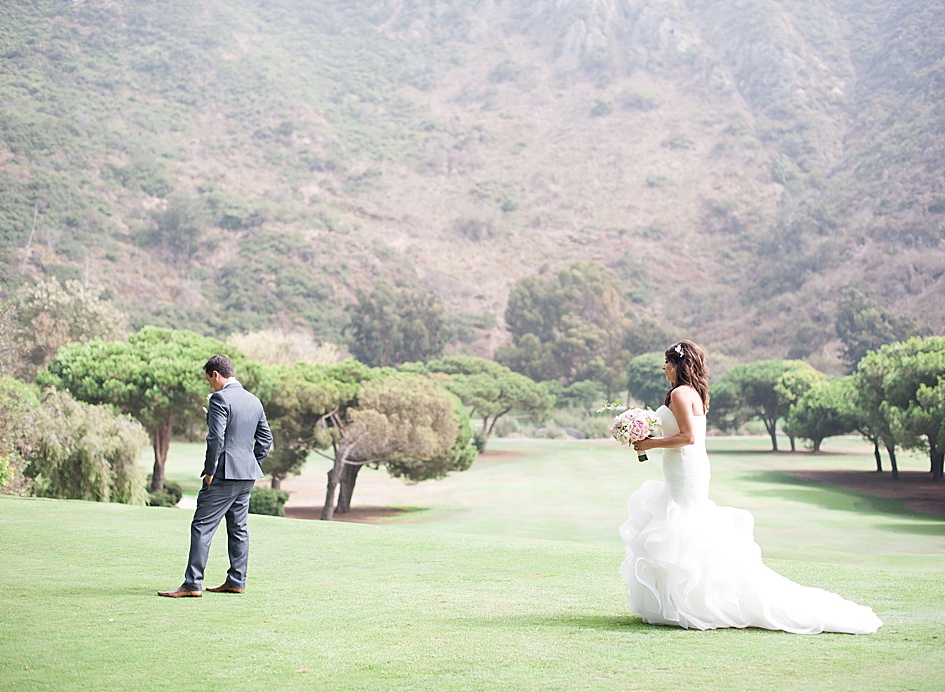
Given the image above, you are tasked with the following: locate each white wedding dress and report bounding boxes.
[619,405,882,634]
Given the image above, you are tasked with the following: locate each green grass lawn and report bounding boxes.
[273,435,945,568]
[2,436,944,690]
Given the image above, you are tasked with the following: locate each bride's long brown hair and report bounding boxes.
[663,339,710,412]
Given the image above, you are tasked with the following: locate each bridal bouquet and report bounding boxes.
[611,407,661,462]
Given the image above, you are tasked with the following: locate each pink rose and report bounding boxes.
[628,417,650,441]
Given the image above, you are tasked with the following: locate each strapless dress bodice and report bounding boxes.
[654,405,710,508]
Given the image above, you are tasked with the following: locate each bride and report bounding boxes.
[619,340,882,634]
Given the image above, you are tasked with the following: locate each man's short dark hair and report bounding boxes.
[204,354,235,379]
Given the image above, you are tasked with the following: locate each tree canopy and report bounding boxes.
[320,370,476,519]
[404,355,554,452]
[261,359,376,488]
[626,351,669,408]
[783,376,858,452]
[227,329,342,367]
[495,261,667,397]
[0,278,126,380]
[857,336,945,480]
[347,282,449,367]
[713,359,817,451]
[0,377,147,503]
[835,285,925,372]
[40,326,252,492]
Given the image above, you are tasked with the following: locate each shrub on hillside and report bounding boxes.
[249,487,289,517]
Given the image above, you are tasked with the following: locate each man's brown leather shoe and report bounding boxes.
[206,584,245,594]
[157,586,202,598]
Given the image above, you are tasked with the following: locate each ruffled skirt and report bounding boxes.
[619,480,882,634]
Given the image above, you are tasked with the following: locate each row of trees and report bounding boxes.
[5,272,912,436]
[33,328,479,518]
[0,278,559,516]
[668,337,945,481]
[25,327,556,518]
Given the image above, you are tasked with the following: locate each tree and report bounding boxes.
[261,360,372,489]
[0,377,147,503]
[542,379,606,410]
[320,372,476,520]
[774,362,830,451]
[910,381,945,481]
[347,282,449,367]
[27,389,148,504]
[876,336,945,480]
[0,377,43,495]
[0,278,126,380]
[853,336,945,479]
[834,285,924,372]
[783,377,858,452]
[496,261,666,397]
[40,327,253,492]
[404,355,554,452]
[714,360,812,451]
[853,350,904,478]
[626,352,669,408]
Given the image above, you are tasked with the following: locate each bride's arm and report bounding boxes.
[633,387,700,452]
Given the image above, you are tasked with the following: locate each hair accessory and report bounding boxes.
[674,344,684,358]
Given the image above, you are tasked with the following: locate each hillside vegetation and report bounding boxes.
[2,0,943,365]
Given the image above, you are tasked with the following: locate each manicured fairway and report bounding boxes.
[275,435,945,567]
[1,496,943,691]
[1,436,943,690]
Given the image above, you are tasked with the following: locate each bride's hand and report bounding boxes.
[633,438,656,452]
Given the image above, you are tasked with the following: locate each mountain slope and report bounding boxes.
[1,0,942,365]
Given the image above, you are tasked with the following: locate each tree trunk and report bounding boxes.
[763,417,778,452]
[812,437,822,453]
[270,476,282,490]
[336,462,363,514]
[789,435,796,452]
[321,441,351,521]
[487,409,511,436]
[149,418,173,492]
[885,441,899,480]
[932,451,944,481]
[872,438,883,472]
[929,439,944,481]
[321,467,339,521]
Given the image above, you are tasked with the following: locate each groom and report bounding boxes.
[158,355,272,598]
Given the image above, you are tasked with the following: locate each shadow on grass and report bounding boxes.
[708,448,859,458]
[463,613,646,631]
[875,522,945,536]
[468,614,795,638]
[536,614,643,631]
[752,472,945,534]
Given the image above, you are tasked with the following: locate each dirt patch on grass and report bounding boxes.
[284,506,413,523]
[788,470,945,517]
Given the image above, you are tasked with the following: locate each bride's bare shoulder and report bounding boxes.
[670,385,705,416]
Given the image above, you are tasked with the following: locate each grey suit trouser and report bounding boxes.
[183,479,255,591]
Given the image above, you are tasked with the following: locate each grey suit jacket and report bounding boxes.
[203,381,272,480]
